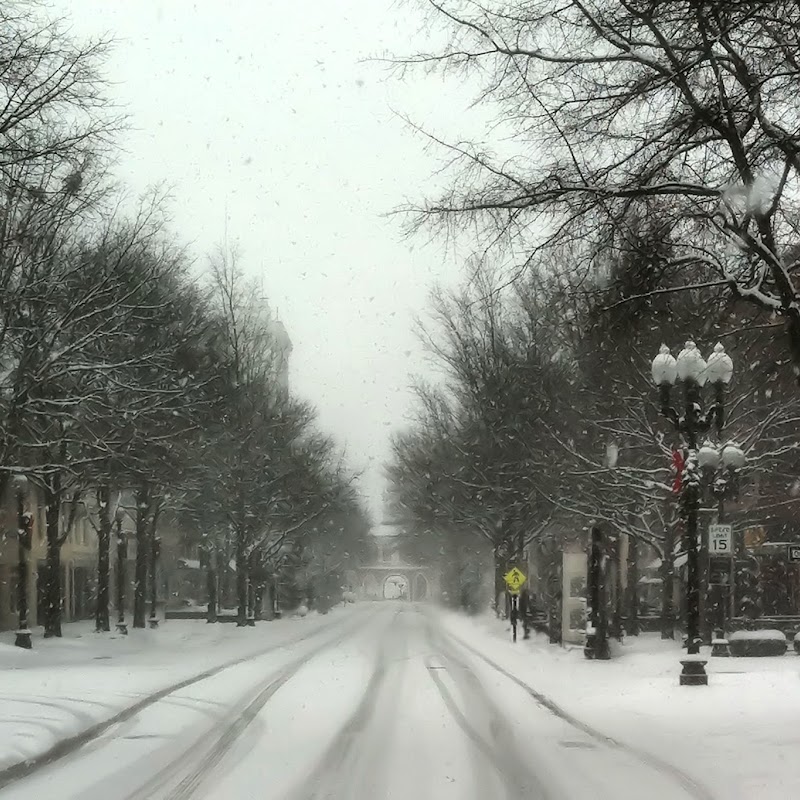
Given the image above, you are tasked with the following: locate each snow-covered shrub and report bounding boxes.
[729,629,787,657]
[793,632,800,655]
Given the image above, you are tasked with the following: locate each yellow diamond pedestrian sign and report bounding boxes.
[504,567,526,594]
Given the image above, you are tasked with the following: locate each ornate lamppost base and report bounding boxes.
[679,658,708,685]
[14,629,32,649]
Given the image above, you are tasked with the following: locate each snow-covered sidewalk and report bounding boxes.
[440,610,800,800]
[0,608,356,776]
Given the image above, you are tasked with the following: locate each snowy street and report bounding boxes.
[0,604,728,800]
[1,3,799,799]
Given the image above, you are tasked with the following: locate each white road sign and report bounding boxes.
[709,524,733,554]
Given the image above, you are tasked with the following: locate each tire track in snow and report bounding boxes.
[125,611,376,800]
[0,608,368,793]
[285,607,408,800]
[443,624,715,800]
[422,618,555,800]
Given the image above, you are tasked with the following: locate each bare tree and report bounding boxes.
[398,0,800,381]
[0,4,119,178]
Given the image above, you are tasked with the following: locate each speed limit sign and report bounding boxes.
[709,524,733,554]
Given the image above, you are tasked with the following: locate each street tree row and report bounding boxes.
[388,0,800,629]
[387,237,800,629]
[0,3,370,637]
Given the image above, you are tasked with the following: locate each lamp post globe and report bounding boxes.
[651,344,678,386]
[721,442,746,470]
[705,343,734,386]
[697,442,721,471]
[652,345,678,410]
[676,340,708,385]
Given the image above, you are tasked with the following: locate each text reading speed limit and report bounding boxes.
[709,524,733,554]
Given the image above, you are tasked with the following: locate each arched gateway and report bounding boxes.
[345,528,439,602]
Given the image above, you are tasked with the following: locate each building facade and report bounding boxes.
[0,484,142,632]
[0,482,102,631]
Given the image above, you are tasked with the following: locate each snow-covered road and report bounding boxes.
[0,604,712,800]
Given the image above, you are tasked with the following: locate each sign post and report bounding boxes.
[503,567,527,642]
[708,524,735,640]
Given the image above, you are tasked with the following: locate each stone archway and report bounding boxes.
[383,574,409,600]
[354,564,437,602]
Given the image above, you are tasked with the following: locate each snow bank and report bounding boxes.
[729,629,786,641]
[0,609,356,775]
[439,609,800,799]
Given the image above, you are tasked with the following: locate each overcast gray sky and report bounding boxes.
[49,0,482,519]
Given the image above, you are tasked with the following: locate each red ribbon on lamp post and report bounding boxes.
[672,449,685,494]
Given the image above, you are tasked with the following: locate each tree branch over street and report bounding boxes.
[397,0,800,382]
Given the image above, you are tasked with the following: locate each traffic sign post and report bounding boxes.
[708,523,736,643]
[503,568,526,642]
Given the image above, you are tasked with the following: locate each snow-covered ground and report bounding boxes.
[0,606,362,777]
[0,603,795,799]
[440,610,800,800]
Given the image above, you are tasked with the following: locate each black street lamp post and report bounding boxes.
[14,475,33,650]
[651,341,734,686]
[115,507,128,635]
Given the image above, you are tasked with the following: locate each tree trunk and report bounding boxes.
[609,543,624,642]
[220,558,232,609]
[254,583,265,620]
[493,544,505,617]
[206,566,218,623]
[626,535,640,636]
[247,577,255,622]
[262,581,275,620]
[149,535,159,625]
[95,484,111,632]
[236,534,247,626]
[148,501,162,626]
[787,303,800,386]
[542,546,562,645]
[43,474,63,637]
[585,526,610,658]
[133,481,150,628]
